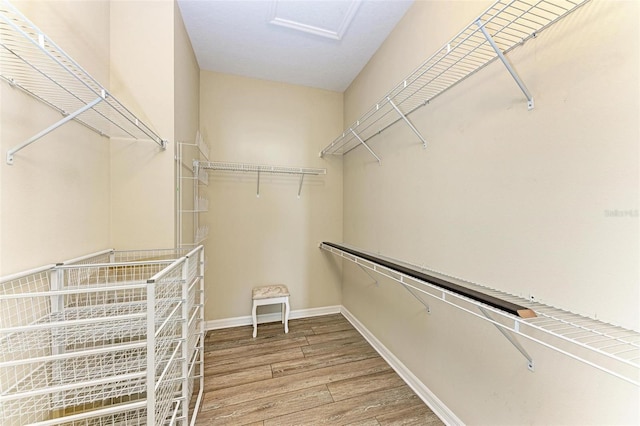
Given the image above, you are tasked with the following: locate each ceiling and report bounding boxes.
[177,0,414,92]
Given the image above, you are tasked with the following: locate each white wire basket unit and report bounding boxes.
[0,0,166,165]
[0,246,205,426]
[320,0,590,162]
[320,242,640,387]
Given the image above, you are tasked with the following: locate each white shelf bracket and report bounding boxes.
[399,277,431,313]
[479,306,534,371]
[350,129,381,165]
[256,170,261,198]
[356,263,379,287]
[6,96,104,165]
[476,19,534,110]
[388,98,427,148]
[297,173,305,198]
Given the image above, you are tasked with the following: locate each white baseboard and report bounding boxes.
[340,306,462,426]
[205,305,341,330]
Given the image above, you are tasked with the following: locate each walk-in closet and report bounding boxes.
[1,0,638,424]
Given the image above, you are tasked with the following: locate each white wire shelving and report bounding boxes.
[320,242,640,387]
[0,246,206,425]
[196,160,327,198]
[320,0,590,163]
[177,132,211,249]
[0,0,167,165]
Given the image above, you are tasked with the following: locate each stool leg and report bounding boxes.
[284,297,290,334]
[252,301,258,338]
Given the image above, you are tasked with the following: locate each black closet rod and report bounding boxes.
[322,242,536,319]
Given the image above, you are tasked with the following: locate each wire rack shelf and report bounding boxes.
[0,245,206,425]
[197,160,326,176]
[0,0,166,165]
[196,160,327,198]
[320,242,640,386]
[320,0,590,161]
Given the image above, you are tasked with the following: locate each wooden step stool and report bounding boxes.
[252,284,290,338]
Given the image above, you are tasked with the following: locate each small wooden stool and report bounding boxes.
[252,284,290,338]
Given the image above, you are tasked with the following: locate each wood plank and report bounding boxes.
[311,320,355,335]
[204,336,309,362]
[301,336,369,357]
[376,404,444,425]
[263,385,420,426]
[204,330,310,352]
[344,419,381,426]
[327,371,407,402]
[272,344,378,377]
[196,385,333,426]
[200,357,391,411]
[305,329,362,345]
[205,347,304,377]
[203,364,272,393]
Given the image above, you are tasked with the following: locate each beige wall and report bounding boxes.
[199,72,343,320]
[1,0,194,272]
[109,0,176,249]
[0,0,111,275]
[342,0,639,424]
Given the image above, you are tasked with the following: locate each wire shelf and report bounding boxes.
[320,242,640,386]
[0,0,166,164]
[320,0,589,158]
[197,160,326,176]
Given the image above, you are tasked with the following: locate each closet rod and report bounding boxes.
[322,241,535,318]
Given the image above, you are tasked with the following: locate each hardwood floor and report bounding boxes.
[196,314,443,425]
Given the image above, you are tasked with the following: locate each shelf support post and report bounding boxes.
[399,277,431,313]
[476,19,534,110]
[388,98,427,148]
[297,173,305,198]
[6,95,105,165]
[479,306,534,371]
[350,129,381,165]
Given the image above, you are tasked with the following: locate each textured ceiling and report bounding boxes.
[177,0,413,92]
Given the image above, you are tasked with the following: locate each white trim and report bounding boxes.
[267,0,362,41]
[205,305,341,331]
[340,306,462,426]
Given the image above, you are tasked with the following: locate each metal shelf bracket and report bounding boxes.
[400,276,431,313]
[480,306,534,371]
[350,129,381,165]
[6,95,104,165]
[256,170,261,198]
[297,174,305,198]
[388,98,427,148]
[476,19,534,110]
[356,263,379,287]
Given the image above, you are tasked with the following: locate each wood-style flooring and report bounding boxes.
[195,313,443,425]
